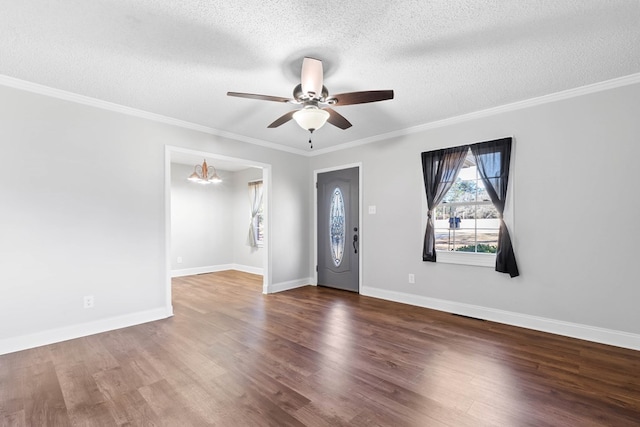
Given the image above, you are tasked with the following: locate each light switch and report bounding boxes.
[368,205,377,215]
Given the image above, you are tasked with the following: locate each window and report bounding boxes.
[434,149,500,255]
[421,137,519,276]
[253,202,264,245]
[248,180,264,247]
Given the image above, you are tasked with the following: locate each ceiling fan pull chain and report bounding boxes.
[309,129,314,149]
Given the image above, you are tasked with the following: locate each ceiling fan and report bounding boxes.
[227,57,394,148]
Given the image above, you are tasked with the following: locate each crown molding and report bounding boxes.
[0,74,308,157]
[308,72,640,156]
[2,72,639,158]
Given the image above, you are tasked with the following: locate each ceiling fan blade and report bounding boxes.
[267,110,296,128]
[301,57,323,98]
[325,108,352,130]
[332,90,394,106]
[227,92,291,103]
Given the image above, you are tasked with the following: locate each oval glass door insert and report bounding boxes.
[329,187,346,267]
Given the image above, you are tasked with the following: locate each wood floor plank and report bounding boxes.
[137,379,211,426]
[0,410,26,427]
[105,389,164,427]
[1,270,640,426]
[0,362,25,418]
[21,361,71,426]
[55,362,106,411]
[64,402,117,427]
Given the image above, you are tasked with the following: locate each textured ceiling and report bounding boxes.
[1,1,639,153]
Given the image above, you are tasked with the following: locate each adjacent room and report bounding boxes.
[1,1,639,425]
[169,153,266,280]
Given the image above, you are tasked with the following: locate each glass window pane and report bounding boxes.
[257,208,264,243]
[442,178,477,203]
[329,187,346,267]
[477,182,490,202]
[450,229,476,251]
[434,229,451,252]
[434,205,450,221]
[452,205,475,227]
[476,204,498,220]
[435,229,500,253]
[475,229,499,253]
[434,204,500,253]
[457,164,476,180]
[434,219,450,229]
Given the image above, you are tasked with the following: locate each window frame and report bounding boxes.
[421,143,516,268]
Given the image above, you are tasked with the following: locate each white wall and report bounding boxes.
[310,81,640,348]
[0,84,311,354]
[232,167,264,272]
[170,163,234,272]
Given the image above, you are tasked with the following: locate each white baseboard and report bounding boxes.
[171,264,235,277]
[171,264,264,278]
[266,277,313,294]
[231,264,264,276]
[360,286,640,351]
[0,307,173,356]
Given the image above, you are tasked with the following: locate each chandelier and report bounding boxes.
[188,159,222,184]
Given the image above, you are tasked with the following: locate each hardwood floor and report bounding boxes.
[1,270,640,426]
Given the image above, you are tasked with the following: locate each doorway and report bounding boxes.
[164,146,272,315]
[315,165,361,292]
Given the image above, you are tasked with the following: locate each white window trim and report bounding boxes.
[436,249,496,267]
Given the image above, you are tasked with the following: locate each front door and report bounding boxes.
[317,167,359,292]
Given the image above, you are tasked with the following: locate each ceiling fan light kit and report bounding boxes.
[293,106,330,131]
[227,57,394,148]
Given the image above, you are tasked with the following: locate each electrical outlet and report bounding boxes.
[177,256,183,264]
[83,295,94,309]
[408,274,415,284]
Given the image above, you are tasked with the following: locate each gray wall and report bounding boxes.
[170,163,234,271]
[310,82,640,340]
[0,84,310,353]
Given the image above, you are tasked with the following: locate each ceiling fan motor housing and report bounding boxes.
[293,84,329,102]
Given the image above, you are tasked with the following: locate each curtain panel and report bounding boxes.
[421,146,469,261]
[470,138,519,277]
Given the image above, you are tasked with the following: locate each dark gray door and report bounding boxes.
[317,167,359,292]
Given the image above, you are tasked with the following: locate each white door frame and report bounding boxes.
[164,145,273,315]
[313,162,363,291]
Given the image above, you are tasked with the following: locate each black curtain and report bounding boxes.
[470,138,519,277]
[421,146,469,261]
